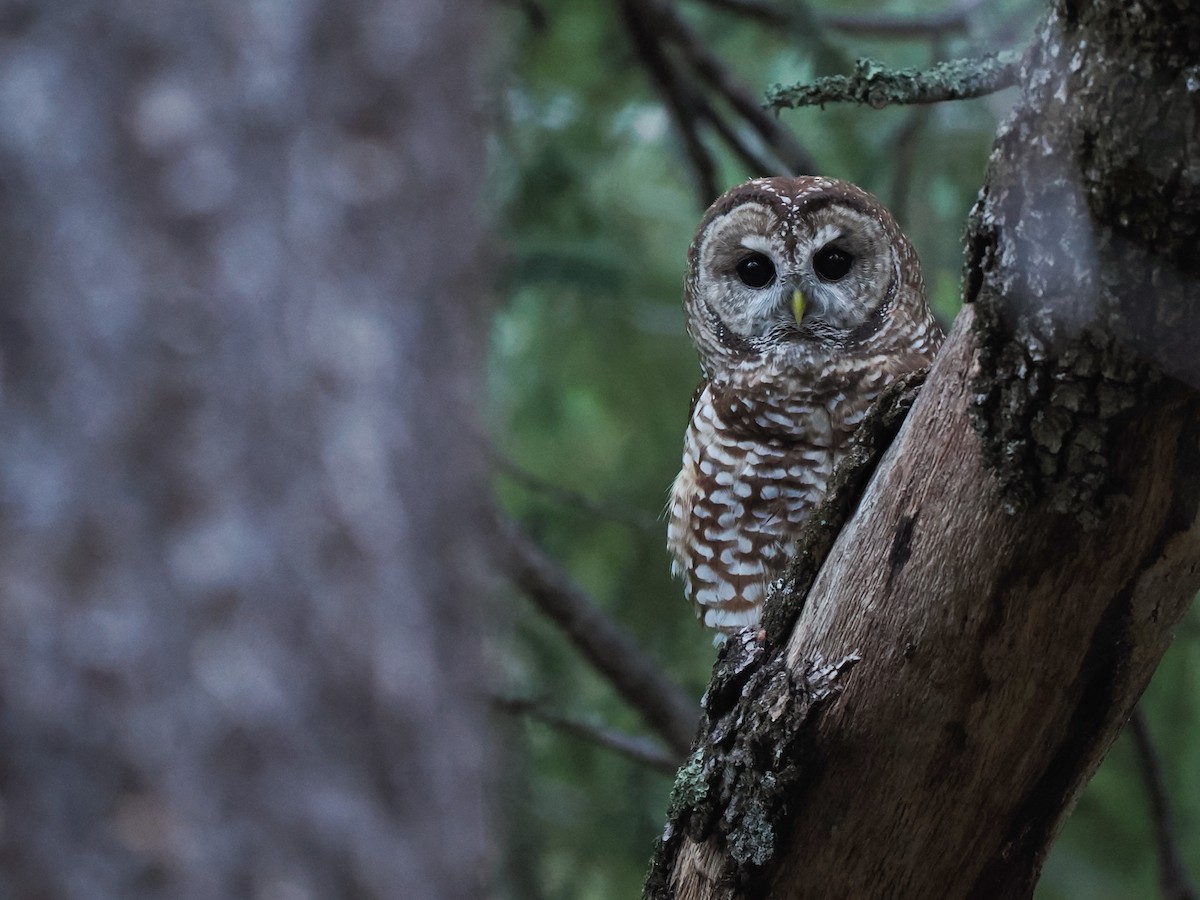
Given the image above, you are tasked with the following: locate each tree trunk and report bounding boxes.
[0,1,491,897]
[649,1,1200,897]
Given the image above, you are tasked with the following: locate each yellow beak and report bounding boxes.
[791,289,807,327]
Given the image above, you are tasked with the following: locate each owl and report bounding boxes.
[667,176,943,632]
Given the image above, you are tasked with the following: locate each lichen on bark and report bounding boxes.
[965,4,1198,524]
[644,638,858,899]
[765,51,1020,111]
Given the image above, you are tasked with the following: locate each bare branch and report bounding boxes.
[620,0,823,195]
[887,105,932,226]
[767,51,1021,111]
[689,0,985,38]
[1129,708,1199,900]
[494,694,682,774]
[694,95,783,178]
[650,0,818,174]
[493,453,662,536]
[624,0,782,181]
[619,0,719,205]
[494,0,549,32]
[493,512,699,757]
[822,0,988,38]
[687,0,790,27]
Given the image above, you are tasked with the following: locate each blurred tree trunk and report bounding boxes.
[651,1,1200,897]
[0,1,491,898]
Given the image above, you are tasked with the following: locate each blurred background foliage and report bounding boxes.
[482,0,1200,896]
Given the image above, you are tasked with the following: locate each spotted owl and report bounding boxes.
[667,176,943,632]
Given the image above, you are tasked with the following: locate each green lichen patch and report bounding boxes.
[766,52,1021,111]
[644,636,860,898]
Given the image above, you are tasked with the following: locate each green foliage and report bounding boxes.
[486,0,1198,895]
[1039,603,1200,900]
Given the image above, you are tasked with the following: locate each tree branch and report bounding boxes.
[766,51,1021,111]
[686,0,790,27]
[650,0,818,174]
[693,97,782,179]
[1129,708,1199,900]
[822,0,988,39]
[625,2,783,185]
[495,0,549,32]
[690,0,987,38]
[886,104,931,226]
[621,0,823,198]
[494,694,681,774]
[493,452,662,536]
[619,0,719,205]
[493,512,699,758]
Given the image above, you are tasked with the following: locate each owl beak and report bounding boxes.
[791,288,807,327]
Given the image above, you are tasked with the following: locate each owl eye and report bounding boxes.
[814,245,853,281]
[735,253,775,289]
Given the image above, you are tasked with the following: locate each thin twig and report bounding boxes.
[493,453,663,536]
[887,104,931,226]
[619,0,719,205]
[493,511,698,757]
[767,51,1022,111]
[649,0,818,174]
[1129,707,1199,900]
[823,0,988,38]
[624,0,782,180]
[494,694,682,774]
[495,0,549,32]
[688,0,790,27]
[694,95,781,177]
[690,0,985,38]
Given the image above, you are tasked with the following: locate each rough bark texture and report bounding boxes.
[0,1,491,898]
[649,0,1200,896]
[969,1,1200,520]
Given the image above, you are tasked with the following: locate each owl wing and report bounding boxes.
[669,380,831,632]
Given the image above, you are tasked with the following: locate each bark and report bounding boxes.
[0,1,491,898]
[648,1,1200,897]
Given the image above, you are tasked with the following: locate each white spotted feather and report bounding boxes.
[667,176,943,633]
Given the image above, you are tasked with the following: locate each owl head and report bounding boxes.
[684,176,927,375]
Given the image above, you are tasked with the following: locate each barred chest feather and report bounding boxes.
[666,371,886,632]
[667,175,945,633]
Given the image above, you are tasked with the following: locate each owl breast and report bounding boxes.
[667,377,864,632]
[669,175,944,633]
